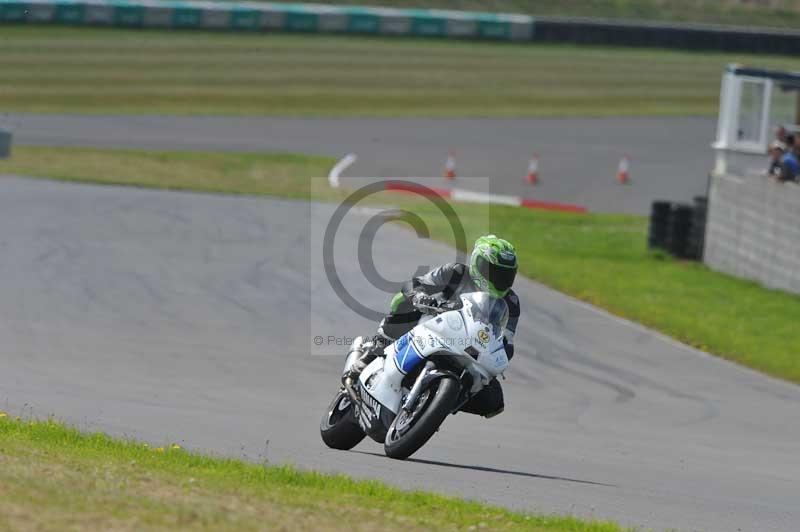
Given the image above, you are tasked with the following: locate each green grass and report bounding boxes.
[248,0,800,29]
[1,26,798,117]
[3,146,799,383]
[0,416,625,531]
[0,146,338,199]
[420,203,800,382]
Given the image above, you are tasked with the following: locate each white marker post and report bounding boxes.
[328,153,357,188]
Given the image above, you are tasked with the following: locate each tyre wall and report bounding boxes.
[0,128,11,159]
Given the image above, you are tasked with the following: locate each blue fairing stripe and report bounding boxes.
[393,333,424,375]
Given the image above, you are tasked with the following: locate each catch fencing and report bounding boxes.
[2,0,800,53]
[704,173,800,296]
[533,17,800,54]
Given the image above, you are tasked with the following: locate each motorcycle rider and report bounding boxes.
[344,234,520,418]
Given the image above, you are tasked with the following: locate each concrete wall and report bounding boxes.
[704,172,800,295]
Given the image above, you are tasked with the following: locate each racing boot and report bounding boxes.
[341,333,391,384]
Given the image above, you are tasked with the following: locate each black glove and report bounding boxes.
[412,292,440,309]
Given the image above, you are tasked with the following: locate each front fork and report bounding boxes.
[401,362,467,414]
[401,361,435,412]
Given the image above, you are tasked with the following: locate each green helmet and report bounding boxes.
[469,234,518,298]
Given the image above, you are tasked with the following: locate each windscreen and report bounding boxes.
[461,292,509,338]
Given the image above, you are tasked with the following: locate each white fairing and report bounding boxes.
[352,293,509,417]
[358,353,404,415]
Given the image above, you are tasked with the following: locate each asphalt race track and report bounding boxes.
[2,176,799,532]
[4,113,715,214]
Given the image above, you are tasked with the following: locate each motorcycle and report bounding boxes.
[320,291,509,460]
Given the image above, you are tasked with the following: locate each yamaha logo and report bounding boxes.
[360,386,382,419]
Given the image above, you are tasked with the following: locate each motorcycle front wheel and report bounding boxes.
[320,389,366,450]
[384,376,459,460]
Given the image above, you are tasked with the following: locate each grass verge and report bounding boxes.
[0,146,338,199]
[420,202,800,383]
[0,415,624,531]
[2,146,799,382]
[0,26,798,117]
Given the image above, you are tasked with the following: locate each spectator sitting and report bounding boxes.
[768,140,786,177]
[778,142,800,183]
[776,125,788,143]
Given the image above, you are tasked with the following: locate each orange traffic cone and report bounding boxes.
[526,154,540,185]
[616,155,630,184]
[444,151,456,180]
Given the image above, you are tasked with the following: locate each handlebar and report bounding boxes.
[414,299,460,315]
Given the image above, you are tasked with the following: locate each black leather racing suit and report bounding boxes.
[378,263,520,418]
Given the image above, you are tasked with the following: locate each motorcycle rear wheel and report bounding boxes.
[384,376,459,460]
[320,389,366,450]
